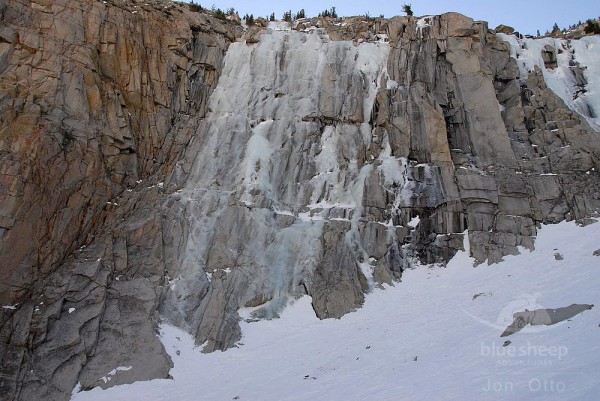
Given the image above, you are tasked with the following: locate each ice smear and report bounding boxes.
[416,16,433,34]
[407,215,420,228]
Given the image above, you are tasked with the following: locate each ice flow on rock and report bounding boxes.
[160,28,417,352]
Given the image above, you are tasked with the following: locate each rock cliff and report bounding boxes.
[0,0,239,398]
[1,2,599,400]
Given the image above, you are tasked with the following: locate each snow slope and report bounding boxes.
[72,220,600,400]
[499,33,600,131]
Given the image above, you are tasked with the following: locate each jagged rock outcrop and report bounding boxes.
[1,3,599,400]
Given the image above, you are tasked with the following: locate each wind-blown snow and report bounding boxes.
[72,220,600,400]
[499,33,600,131]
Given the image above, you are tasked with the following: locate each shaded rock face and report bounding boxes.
[0,4,599,400]
[0,0,239,399]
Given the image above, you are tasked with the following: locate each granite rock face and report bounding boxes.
[1,3,600,400]
[0,0,239,399]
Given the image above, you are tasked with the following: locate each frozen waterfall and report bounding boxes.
[160,28,413,350]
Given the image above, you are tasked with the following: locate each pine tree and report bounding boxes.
[318,7,337,18]
[584,19,600,34]
[213,8,226,20]
[188,1,202,12]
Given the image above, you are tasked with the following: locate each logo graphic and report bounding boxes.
[464,292,566,335]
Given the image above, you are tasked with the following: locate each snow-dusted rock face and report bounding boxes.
[499,34,600,131]
[1,3,600,400]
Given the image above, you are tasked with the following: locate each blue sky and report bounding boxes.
[200,0,600,35]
